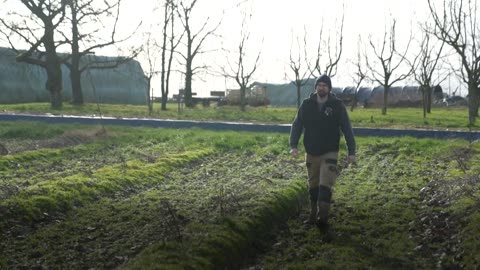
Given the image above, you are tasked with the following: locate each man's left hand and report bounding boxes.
[346,155,356,166]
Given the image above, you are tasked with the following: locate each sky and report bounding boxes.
[0,0,468,97]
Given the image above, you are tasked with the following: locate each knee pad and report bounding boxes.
[309,186,320,202]
[318,185,332,203]
[326,159,338,173]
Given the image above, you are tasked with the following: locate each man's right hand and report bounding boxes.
[290,148,299,158]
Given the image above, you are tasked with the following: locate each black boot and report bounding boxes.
[304,201,317,225]
[316,202,330,229]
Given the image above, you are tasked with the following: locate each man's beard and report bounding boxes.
[318,92,328,98]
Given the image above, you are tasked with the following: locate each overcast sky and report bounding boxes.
[1,0,467,97]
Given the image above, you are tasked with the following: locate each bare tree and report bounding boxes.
[177,0,221,108]
[160,0,182,111]
[366,19,416,115]
[350,36,367,111]
[412,23,446,118]
[0,0,66,109]
[221,13,261,112]
[428,0,480,127]
[287,29,310,108]
[141,32,159,115]
[140,0,181,114]
[308,11,344,78]
[60,0,140,105]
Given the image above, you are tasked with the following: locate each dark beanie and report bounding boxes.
[315,74,332,89]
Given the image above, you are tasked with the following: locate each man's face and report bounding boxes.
[315,82,330,98]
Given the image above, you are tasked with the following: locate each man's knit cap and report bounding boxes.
[315,74,332,89]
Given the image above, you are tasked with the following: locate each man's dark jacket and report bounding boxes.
[289,93,356,156]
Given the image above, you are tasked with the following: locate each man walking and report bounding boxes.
[289,74,356,227]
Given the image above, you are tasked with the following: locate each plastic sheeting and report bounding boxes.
[252,79,442,107]
[0,47,147,105]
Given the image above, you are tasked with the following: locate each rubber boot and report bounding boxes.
[304,201,318,225]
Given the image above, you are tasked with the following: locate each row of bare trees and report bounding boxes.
[140,0,222,112]
[284,0,478,127]
[428,0,480,127]
[0,0,478,125]
[285,15,427,116]
[143,0,261,112]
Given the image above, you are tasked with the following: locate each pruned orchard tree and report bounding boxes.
[350,36,367,112]
[366,19,416,115]
[0,0,66,109]
[139,0,181,113]
[412,22,446,118]
[428,0,480,126]
[221,12,261,112]
[287,28,310,108]
[141,32,159,115]
[159,0,182,111]
[60,0,139,106]
[308,11,344,78]
[177,0,221,108]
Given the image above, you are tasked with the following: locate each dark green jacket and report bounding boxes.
[289,93,356,156]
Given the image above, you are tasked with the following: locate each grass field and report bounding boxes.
[1,102,478,130]
[0,121,479,269]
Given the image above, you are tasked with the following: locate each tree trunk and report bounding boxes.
[49,86,63,109]
[426,86,432,113]
[70,1,84,105]
[350,89,358,112]
[44,23,63,109]
[70,60,83,105]
[475,88,480,117]
[161,95,168,111]
[424,88,428,119]
[46,62,63,109]
[160,3,168,112]
[420,85,428,118]
[146,77,152,115]
[184,60,193,108]
[296,83,301,108]
[468,85,479,127]
[382,86,389,115]
[240,86,246,112]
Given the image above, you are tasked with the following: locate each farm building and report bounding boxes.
[0,47,147,105]
[225,85,269,106]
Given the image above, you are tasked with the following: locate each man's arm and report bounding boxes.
[339,104,356,157]
[289,104,304,157]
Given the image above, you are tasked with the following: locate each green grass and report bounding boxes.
[0,122,479,269]
[0,121,71,139]
[1,102,477,130]
[0,123,307,269]
[248,138,480,270]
